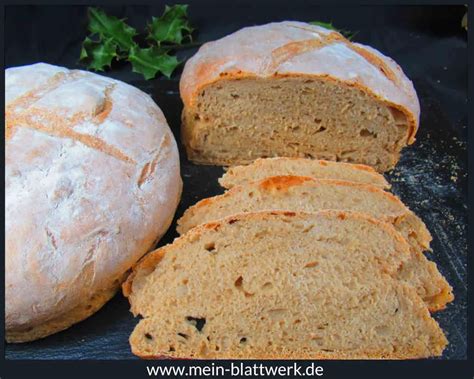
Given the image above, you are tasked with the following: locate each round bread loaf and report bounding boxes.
[5,63,182,342]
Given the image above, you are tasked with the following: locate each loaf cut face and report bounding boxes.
[124,211,447,359]
[180,22,420,171]
[177,176,452,312]
[219,157,390,189]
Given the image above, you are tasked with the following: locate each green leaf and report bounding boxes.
[128,45,180,79]
[147,4,193,45]
[309,20,357,40]
[88,7,137,51]
[309,21,337,31]
[80,36,118,71]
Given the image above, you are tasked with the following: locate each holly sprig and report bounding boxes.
[309,21,358,40]
[80,5,194,79]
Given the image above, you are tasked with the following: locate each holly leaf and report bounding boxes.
[80,36,118,71]
[309,21,337,30]
[128,45,180,79]
[309,20,357,40]
[147,4,193,45]
[88,7,137,51]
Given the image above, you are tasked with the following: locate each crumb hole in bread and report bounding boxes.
[360,128,377,138]
[234,276,243,288]
[230,93,239,99]
[261,281,273,290]
[304,261,319,268]
[315,126,327,134]
[144,333,153,340]
[186,316,206,332]
[388,106,408,125]
[177,332,189,339]
[240,337,247,344]
[302,225,314,233]
[169,346,175,352]
[204,242,216,252]
[294,319,301,324]
[228,219,238,225]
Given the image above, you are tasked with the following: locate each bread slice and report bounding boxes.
[219,157,390,189]
[124,211,447,359]
[180,176,426,245]
[177,176,452,311]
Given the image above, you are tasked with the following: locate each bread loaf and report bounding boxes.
[5,63,182,342]
[124,211,447,359]
[177,176,452,311]
[220,157,390,189]
[180,21,419,171]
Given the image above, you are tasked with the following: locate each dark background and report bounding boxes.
[3,1,468,365]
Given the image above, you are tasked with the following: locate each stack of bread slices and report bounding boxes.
[124,157,453,359]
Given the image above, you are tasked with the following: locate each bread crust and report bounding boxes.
[5,63,182,342]
[6,278,120,343]
[180,21,420,144]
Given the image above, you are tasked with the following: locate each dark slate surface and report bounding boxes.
[4,3,467,360]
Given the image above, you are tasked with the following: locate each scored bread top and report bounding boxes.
[219,157,391,189]
[180,21,420,143]
[5,63,182,336]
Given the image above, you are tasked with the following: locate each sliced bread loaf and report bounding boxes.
[219,157,390,189]
[180,22,420,171]
[124,211,447,359]
[177,176,452,311]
